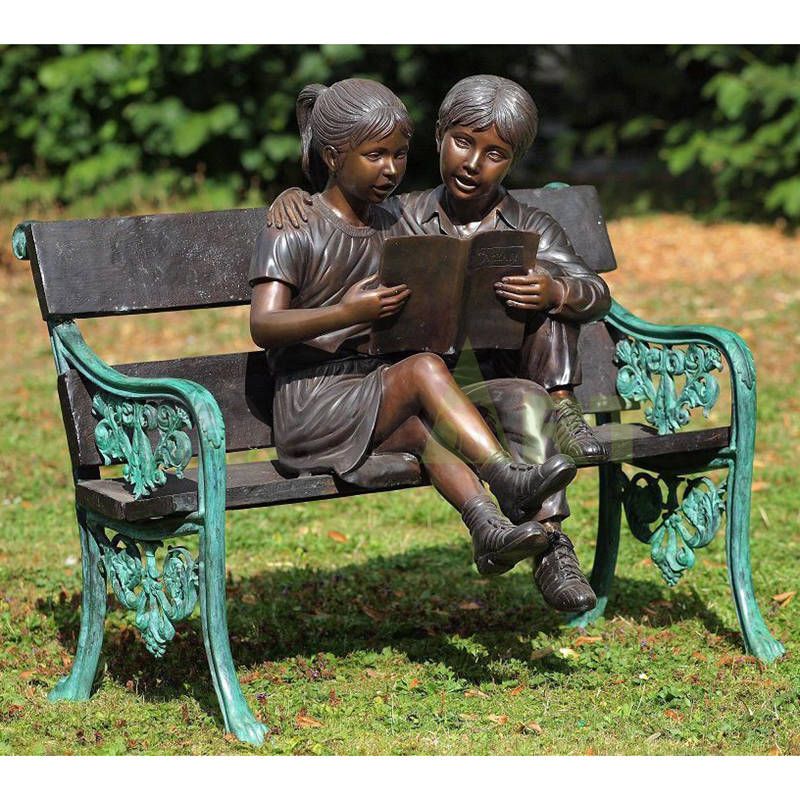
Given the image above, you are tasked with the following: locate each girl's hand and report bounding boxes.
[494,267,565,311]
[266,188,313,229]
[340,276,411,323]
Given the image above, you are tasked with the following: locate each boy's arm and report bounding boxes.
[526,210,611,322]
[266,188,313,229]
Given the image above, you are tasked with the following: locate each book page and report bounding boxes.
[458,230,540,350]
[370,235,468,355]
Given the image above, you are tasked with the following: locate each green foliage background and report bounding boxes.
[1,44,799,220]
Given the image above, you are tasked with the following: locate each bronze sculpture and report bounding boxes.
[249,78,581,581]
[263,76,607,613]
[269,75,610,465]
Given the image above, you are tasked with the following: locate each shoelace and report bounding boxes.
[555,401,595,441]
[542,530,585,582]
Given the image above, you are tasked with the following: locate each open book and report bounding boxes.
[369,230,541,355]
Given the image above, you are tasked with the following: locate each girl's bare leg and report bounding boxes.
[374,354,505,465]
[375,416,483,509]
[374,353,577,524]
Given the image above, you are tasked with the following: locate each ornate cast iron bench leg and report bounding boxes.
[197,474,267,746]
[48,321,268,746]
[49,508,108,701]
[568,458,625,629]
[582,301,785,663]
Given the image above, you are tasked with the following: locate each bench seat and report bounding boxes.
[75,423,731,522]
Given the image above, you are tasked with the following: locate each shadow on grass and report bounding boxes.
[39,542,739,723]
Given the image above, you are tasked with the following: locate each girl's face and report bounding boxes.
[333,126,410,205]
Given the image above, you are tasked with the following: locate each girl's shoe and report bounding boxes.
[461,495,549,576]
[479,451,577,524]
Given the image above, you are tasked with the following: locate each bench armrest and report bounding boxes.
[605,299,754,458]
[52,321,226,515]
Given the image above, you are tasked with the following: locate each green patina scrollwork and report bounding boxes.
[615,339,723,435]
[92,393,193,498]
[97,533,199,658]
[621,472,727,586]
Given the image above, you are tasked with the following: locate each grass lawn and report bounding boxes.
[0,208,798,755]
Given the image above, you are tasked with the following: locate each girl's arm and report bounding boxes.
[250,278,410,349]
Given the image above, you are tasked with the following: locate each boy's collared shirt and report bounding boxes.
[386,184,610,323]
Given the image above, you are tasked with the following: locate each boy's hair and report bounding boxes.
[437,75,538,160]
[297,78,414,192]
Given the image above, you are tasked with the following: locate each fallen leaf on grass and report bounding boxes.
[664,709,684,722]
[458,601,482,611]
[772,591,795,607]
[646,732,661,744]
[464,688,489,699]
[558,647,578,659]
[530,647,554,660]
[751,481,770,492]
[407,678,421,689]
[574,636,602,647]
[20,670,35,681]
[488,714,509,725]
[3,705,23,720]
[509,684,525,696]
[358,603,384,622]
[637,557,653,567]
[650,599,673,608]
[295,713,324,729]
[327,530,347,543]
[518,721,543,735]
[768,745,782,756]
[717,654,758,667]
[691,651,707,662]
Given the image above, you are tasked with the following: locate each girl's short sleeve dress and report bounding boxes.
[249,195,396,479]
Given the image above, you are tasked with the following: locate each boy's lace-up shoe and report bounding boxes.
[552,396,608,465]
[533,523,597,612]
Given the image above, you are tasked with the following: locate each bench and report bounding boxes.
[12,184,784,746]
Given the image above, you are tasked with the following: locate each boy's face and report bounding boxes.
[437,124,513,207]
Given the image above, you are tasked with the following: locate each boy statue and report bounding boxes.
[267,75,611,613]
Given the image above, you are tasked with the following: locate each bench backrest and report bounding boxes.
[19,186,621,470]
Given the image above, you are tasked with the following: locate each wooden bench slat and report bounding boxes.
[595,423,730,464]
[75,424,730,522]
[58,333,632,470]
[59,351,275,468]
[76,452,424,521]
[27,186,615,320]
[510,186,616,273]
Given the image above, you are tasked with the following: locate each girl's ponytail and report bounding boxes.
[296,83,329,192]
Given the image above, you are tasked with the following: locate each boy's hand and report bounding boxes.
[266,188,313,229]
[494,267,565,312]
[340,276,411,324]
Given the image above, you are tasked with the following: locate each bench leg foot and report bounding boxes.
[568,462,624,629]
[49,508,107,702]
[725,458,785,663]
[198,521,267,747]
